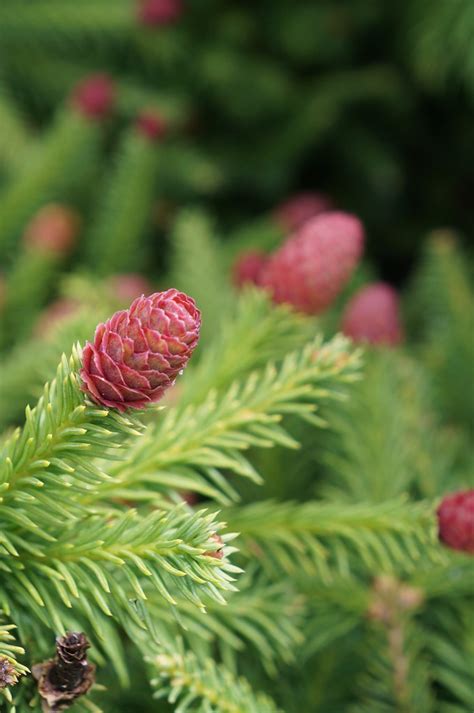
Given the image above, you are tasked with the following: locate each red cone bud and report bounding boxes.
[232,250,267,288]
[108,274,153,304]
[437,490,474,554]
[261,211,364,314]
[72,74,115,120]
[137,0,183,26]
[135,111,167,140]
[274,192,333,233]
[204,533,224,559]
[80,289,200,411]
[23,204,80,255]
[342,282,403,346]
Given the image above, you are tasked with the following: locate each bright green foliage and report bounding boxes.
[0,310,106,430]
[96,334,361,505]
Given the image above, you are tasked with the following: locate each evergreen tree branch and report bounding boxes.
[0,347,142,537]
[132,570,304,675]
[180,290,313,407]
[223,498,441,578]
[87,334,362,505]
[0,620,28,704]
[148,644,283,713]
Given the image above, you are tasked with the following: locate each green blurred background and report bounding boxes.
[0,0,472,285]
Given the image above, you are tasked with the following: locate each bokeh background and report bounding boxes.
[0,0,472,285]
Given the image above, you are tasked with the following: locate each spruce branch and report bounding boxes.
[223,498,441,578]
[352,621,434,713]
[6,507,239,619]
[132,570,303,674]
[0,281,122,430]
[180,290,313,407]
[0,621,28,703]
[0,347,142,528]
[426,606,474,710]
[148,644,283,713]
[321,350,452,502]
[88,334,362,505]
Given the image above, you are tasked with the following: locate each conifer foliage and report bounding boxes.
[0,3,473,712]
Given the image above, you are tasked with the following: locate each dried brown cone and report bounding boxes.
[32,632,95,712]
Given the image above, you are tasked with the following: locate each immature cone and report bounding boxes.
[72,74,115,119]
[204,533,224,559]
[437,490,474,554]
[342,282,403,345]
[232,250,267,288]
[0,657,18,689]
[274,192,333,233]
[80,289,200,411]
[24,204,80,255]
[261,211,364,314]
[136,111,167,140]
[137,0,183,26]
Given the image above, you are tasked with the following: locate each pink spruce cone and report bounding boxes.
[232,250,267,288]
[137,0,183,26]
[136,111,167,140]
[24,204,80,255]
[108,274,153,304]
[342,282,403,345]
[437,490,474,554]
[80,289,200,411]
[274,192,333,233]
[72,74,115,120]
[260,211,364,315]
